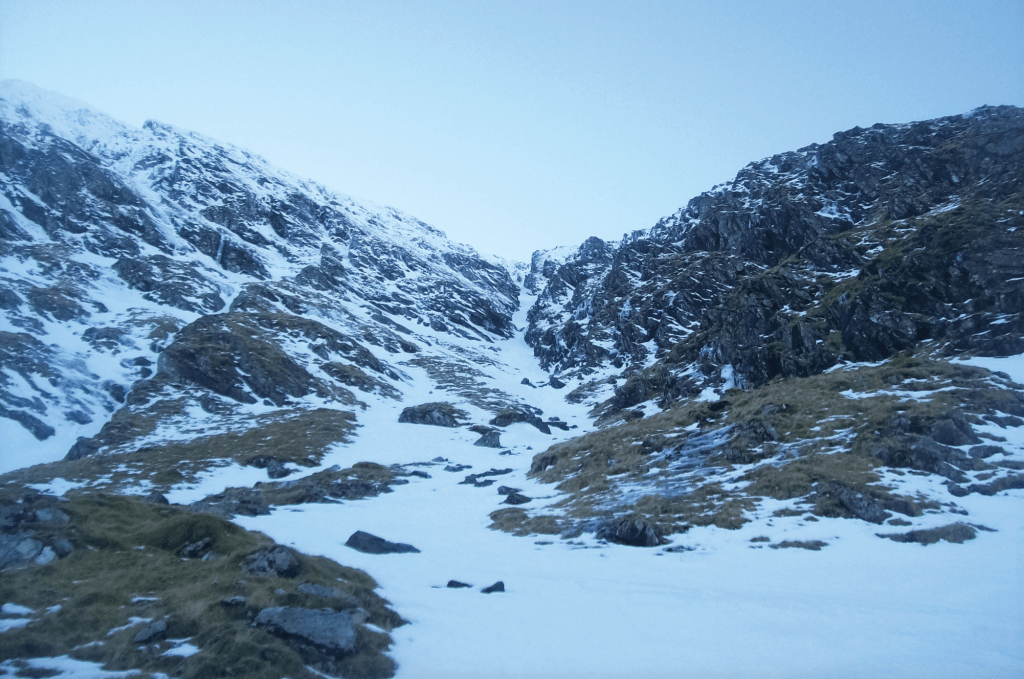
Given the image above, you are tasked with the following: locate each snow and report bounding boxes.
[958,353,1024,384]
[0,655,141,677]
[26,478,88,497]
[2,603,33,615]
[161,641,200,657]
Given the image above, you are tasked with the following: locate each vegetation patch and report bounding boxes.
[0,494,403,679]
[494,357,1020,541]
[1,408,357,497]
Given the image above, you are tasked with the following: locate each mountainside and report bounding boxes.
[1,82,1022,679]
[0,80,520,472]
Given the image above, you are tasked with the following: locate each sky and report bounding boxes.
[0,1,1021,262]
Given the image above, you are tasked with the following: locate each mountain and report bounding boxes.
[1,82,1022,679]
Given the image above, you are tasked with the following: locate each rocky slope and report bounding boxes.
[0,80,522,472]
[525,106,1024,395]
[2,83,1023,678]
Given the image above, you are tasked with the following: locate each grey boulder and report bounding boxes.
[254,606,356,654]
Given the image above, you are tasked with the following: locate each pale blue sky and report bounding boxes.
[1,0,1021,261]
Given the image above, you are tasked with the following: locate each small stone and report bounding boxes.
[133,619,167,643]
[221,596,246,607]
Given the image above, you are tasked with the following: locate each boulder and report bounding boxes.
[489,406,551,434]
[254,607,356,654]
[502,493,532,505]
[241,546,302,577]
[398,402,468,427]
[133,620,168,643]
[447,580,472,588]
[481,581,505,594]
[595,517,663,547]
[34,508,69,524]
[474,431,502,448]
[344,531,420,555]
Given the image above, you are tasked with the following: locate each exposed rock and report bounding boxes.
[296,582,354,603]
[398,402,468,427]
[446,580,472,589]
[460,468,513,487]
[489,405,551,434]
[344,530,420,555]
[253,606,356,654]
[474,431,502,448]
[595,517,663,547]
[241,546,302,578]
[481,581,505,594]
[177,537,213,559]
[502,493,532,505]
[929,415,982,447]
[947,474,1024,497]
[818,483,890,524]
[34,508,69,524]
[191,487,271,519]
[496,486,521,495]
[968,445,1005,459]
[133,620,168,643]
[0,532,44,570]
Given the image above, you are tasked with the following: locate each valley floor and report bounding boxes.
[142,304,1024,679]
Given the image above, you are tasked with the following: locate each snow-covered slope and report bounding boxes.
[0,80,520,471]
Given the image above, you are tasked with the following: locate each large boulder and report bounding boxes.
[241,546,302,577]
[398,402,468,427]
[254,607,357,654]
[595,517,663,547]
[344,531,420,555]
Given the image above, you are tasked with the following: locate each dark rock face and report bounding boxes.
[344,531,420,555]
[481,581,505,593]
[158,312,394,407]
[525,106,1024,402]
[595,517,663,547]
[254,607,356,654]
[398,402,468,427]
